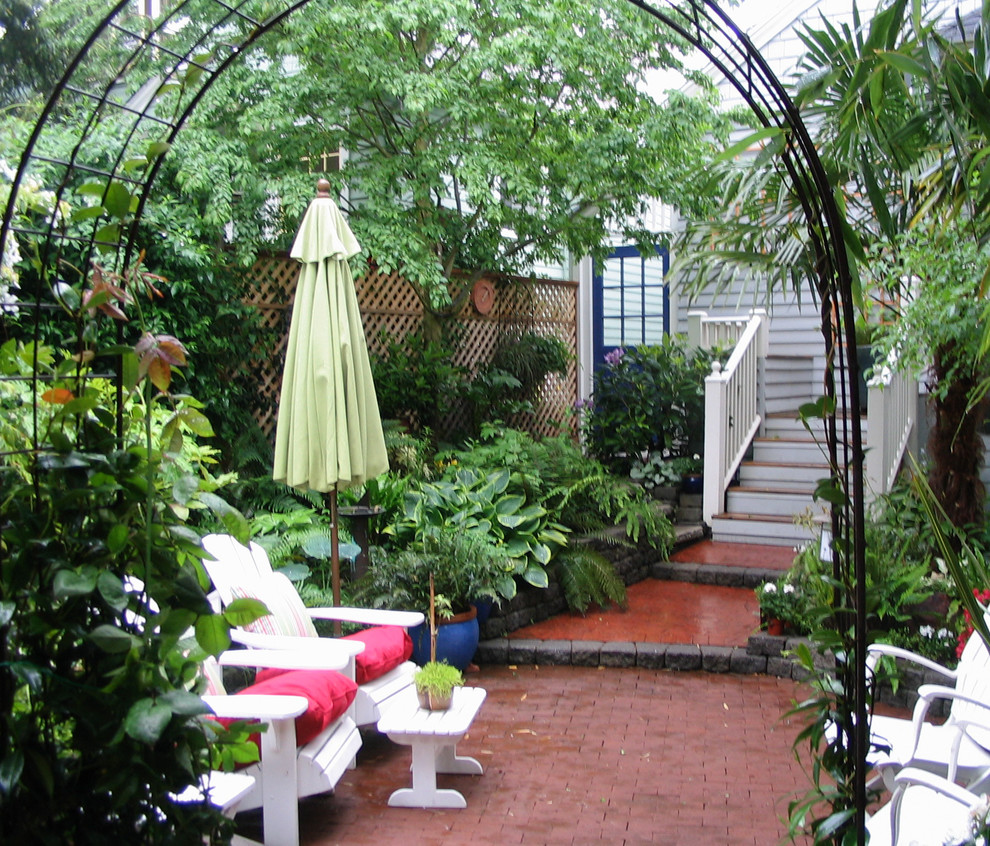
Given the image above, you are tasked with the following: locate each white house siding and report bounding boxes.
[668,0,978,411]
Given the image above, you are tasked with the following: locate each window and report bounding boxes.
[592,245,669,366]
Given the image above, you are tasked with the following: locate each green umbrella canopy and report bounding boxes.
[273,183,388,493]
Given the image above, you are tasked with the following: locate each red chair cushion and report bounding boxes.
[341,626,413,685]
[232,669,358,748]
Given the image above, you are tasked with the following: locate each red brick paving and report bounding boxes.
[507,580,762,647]
[232,542,830,844]
[267,665,813,846]
[670,540,795,570]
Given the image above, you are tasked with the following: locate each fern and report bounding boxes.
[553,546,627,615]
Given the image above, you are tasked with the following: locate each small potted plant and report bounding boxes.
[756,577,806,636]
[414,661,463,710]
[414,574,465,710]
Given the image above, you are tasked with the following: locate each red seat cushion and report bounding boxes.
[231,669,358,748]
[341,626,413,685]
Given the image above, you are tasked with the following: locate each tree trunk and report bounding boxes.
[927,342,988,529]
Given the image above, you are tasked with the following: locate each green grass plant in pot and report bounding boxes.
[414,574,465,710]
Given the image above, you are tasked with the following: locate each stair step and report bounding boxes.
[726,487,816,516]
[710,513,818,546]
[738,461,829,490]
[752,437,827,463]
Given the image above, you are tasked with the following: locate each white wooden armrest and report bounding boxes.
[866,643,959,681]
[305,607,424,628]
[218,648,352,673]
[229,629,365,658]
[203,693,308,722]
[915,685,990,713]
[893,767,983,806]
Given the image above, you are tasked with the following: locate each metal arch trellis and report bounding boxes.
[0,0,869,838]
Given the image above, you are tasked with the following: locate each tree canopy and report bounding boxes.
[167,0,728,321]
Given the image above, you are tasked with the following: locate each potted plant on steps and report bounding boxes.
[414,575,465,711]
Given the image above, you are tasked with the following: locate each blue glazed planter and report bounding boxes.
[410,606,480,671]
[473,598,494,626]
[681,473,704,495]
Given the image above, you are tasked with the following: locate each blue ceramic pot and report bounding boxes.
[681,473,704,495]
[410,606,480,671]
[473,598,494,626]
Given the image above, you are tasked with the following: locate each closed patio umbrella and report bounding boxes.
[273,179,388,606]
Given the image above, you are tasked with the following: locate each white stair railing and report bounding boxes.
[864,365,916,499]
[696,310,770,524]
[687,310,750,350]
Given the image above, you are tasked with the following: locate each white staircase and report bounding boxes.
[696,309,917,547]
[709,408,837,546]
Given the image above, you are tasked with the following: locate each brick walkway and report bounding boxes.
[232,542,842,844]
[273,665,812,846]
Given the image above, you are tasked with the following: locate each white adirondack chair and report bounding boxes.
[865,625,990,790]
[200,533,424,727]
[866,766,987,846]
[202,647,364,846]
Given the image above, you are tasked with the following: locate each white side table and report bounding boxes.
[377,685,487,808]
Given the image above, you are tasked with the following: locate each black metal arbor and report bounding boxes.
[0,0,869,838]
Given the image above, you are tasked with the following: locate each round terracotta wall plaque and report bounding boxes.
[471,278,495,314]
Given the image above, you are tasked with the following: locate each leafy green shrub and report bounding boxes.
[360,525,513,617]
[581,337,719,474]
[0,256,253,841]
[388,465,565,594]
[462,331,572,434]
[444,424,673,553]
[552,545,627,615]
[370,331,466,433]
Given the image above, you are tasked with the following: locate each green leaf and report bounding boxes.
[97,570,128,610]
[813,478,847,506]
[522,563,549,588]
[88,624,139,654]
[106,522,130,555]
[147,141,171,159]
[159,689,211,717]
[53,568,98,599]
[195,614,232,656]
[531,543,552,565]
[103,182,132,220]
[174,406,214,437]
[301,535,332,559]
[172,475,200,505]
[714,127,783,164]
[76,182,107,197]
[0,601,14,627]
[224,598,269,627]
[71,205,106,222]
[876,49,927,77]
[0,751,24,794]
[124,698,173,744]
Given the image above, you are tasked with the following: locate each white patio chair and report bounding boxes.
[200,533,424,727]
[864,626,990,790]
[201,646,363,846]
[866,766,986,846]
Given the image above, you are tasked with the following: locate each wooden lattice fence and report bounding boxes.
[246,254,578,441]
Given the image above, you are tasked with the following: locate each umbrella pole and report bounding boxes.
[329,487,342,636]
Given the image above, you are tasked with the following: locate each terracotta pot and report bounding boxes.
[766,617,785,637]
[416,688,454,711]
